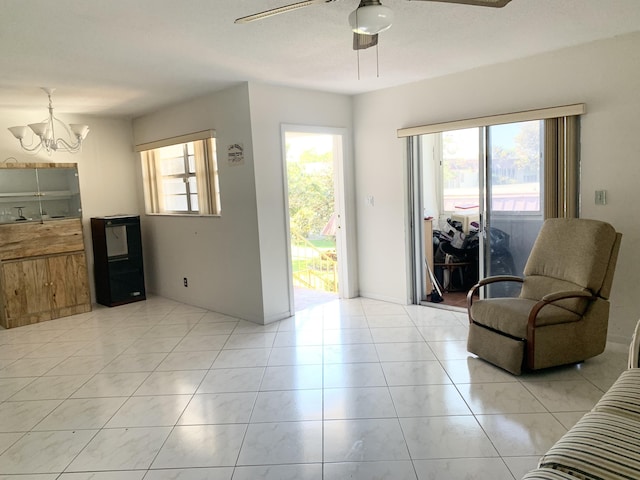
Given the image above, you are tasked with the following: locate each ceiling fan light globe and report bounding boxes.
[348,4,393,35]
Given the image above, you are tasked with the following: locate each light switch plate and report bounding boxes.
[595,190,607,205]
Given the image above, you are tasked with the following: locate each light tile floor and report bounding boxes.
[0,295,629,480]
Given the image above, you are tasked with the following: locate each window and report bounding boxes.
[487,121,543,215]
[137,131,221,216]
[438,121,543,215]
[400,103,583,220]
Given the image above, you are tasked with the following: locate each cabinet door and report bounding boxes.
[48,253,91,311]
[1,258,50,319]
[0,168,39,224]
[37,166,82,221]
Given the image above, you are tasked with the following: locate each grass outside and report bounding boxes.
[291,236,336,273]
[292,259,308,272]
[308,237,336,249]
[291,236,338,291]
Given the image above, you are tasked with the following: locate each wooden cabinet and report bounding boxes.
[0,219,91,329]
[1,252,90,327]
[48,253,91,312]
[0,163,82,224]
[0,163,91,329]
[2,257,50,320]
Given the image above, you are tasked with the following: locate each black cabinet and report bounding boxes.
[91,215,146,307]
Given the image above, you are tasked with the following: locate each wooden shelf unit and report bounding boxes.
[0,215,91,329]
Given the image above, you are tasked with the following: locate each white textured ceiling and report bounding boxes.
[1,0,640,117]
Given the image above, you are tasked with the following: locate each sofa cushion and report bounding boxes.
[522,469,585,480]
[592,368,640,422]
[538,411,640,480]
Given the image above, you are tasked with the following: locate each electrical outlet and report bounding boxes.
[183,277,188,287]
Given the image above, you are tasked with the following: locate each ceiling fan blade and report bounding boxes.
[408,0,511,7]
[235,0,336,24]
[353,32,378,50]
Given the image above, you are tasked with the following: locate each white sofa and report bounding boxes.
[522,321,640,479]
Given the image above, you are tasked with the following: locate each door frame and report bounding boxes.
[407,135,424,305]
[280,124,358,312]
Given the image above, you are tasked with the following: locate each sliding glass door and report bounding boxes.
[406,106,582,307]
[413,120,558,304]
[483,121,544,297]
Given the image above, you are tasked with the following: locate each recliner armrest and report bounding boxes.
[539,290,595,304]
[528,290,596,332]
[525,290,597,367]
[476,275,524,287]
[467,275,524,321]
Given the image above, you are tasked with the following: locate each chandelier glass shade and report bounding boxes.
[8,88,89,154]
[348,2,394,35]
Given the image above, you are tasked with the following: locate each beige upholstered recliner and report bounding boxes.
[467,218,622,375]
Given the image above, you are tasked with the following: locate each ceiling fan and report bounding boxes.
[235,0,512,51]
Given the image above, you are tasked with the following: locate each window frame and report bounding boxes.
[137,130,221,217]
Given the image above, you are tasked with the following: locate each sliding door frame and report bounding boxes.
[403,104,585,306]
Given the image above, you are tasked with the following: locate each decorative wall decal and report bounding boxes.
[228,143,245,166]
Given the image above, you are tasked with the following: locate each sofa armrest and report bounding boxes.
[629,319,640,368]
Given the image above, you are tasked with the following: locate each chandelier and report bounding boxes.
[8,88,89,154]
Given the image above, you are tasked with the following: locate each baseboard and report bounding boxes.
[358,291,408,305]
[607,333,631,345]
[263,310,294,325]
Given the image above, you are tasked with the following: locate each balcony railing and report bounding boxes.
[290,230,338,293]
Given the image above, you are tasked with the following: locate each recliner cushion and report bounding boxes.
[521,276,591,315]
[523,218,618,294]
[470,298,582,338]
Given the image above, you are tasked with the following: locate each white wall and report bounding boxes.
[0,110,140,302]
[353,31,640,342]
[131,82,353,324]
[132,84,265,322]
